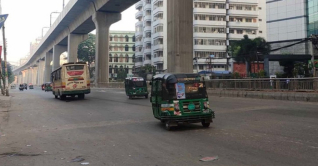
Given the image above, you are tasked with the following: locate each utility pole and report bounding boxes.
[2,24,8,96]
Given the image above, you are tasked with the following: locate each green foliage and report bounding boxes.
[117,69,127,81]
[231,72,241,79]
[230,35,271,74]
[1,60,14,85]
[78,33,96,78]
[137,65,156,79]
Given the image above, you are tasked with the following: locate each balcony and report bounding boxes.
[153,44,163,51]
[153,57,164,64]
[135,11,143,19]
[135,62,143,67]
[228,0,258,4]
[144,37,151,43]
[143,60,152,65]
[193,45,226,51]
[144,48,151,54]
[135,21,143,27]
[229,33,257,39]
[153,7,164,15]
[152,32,164,39]
[153,19,164,26]
[193,20,226,27]
[135,31,143,37]
[228,22,259,28]
[228,10,258,17]
[194,8,226,15]
[194,33,226,39]
[144,26,151,32]
[135,41,143,46]
[144,3,151,10]
[144,15,151,21]
[135,52,143,57]
[135,1,143,10]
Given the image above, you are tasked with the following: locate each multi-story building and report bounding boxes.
[109,31,136,79]
[266,0,318,75]
[135,0,266,73]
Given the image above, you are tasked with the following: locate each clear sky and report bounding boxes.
[2,0,136,63]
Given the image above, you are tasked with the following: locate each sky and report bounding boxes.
[1,0,136,63]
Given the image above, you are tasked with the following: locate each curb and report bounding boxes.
[208,90,318,102]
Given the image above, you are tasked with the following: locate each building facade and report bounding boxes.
[266,0,318,75]
[135,0,266,73]
[109,31,136,80]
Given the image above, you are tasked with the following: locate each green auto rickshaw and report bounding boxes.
[44,82,52,92]
[125,77,149,99]
[150,73,215,130]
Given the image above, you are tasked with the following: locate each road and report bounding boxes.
[0,88,318,166]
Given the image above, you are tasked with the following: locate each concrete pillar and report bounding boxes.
[45,52,53,82]
[32,67,38,85]
[67,34,88,63]
[53,45,67,71]
[92,12,121,87]
[38,60,45,85]
[167,0,193,73]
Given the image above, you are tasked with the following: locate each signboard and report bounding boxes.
[0,14,9,29]
[133,78,144,81]
[175,83,186,99]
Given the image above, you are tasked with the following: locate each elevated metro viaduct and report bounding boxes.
[14,0,194,87]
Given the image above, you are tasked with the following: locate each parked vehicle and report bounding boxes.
[10,84,16,89]
[51,62,90,100]
[24,83,28,90]
[29,84,34,89]
[150,73,215,130]
[124,77,148,99]
[41,84,45,90]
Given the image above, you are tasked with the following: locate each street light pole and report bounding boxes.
[50,12,60,27]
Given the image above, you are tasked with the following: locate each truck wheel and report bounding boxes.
[128,96,132,99]
[78,94,85,99]
[201,121,210,128]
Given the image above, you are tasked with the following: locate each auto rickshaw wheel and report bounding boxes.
[201,121,211,128]
[165,121,172,131]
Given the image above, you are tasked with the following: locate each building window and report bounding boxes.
[125,54,129,62]
[114,35,118,41]
[114,54,118,62]
[132,45,135,51]
[259,19,262,22]
[109,54,112,62]
[259,31,263,33]
[125,45,129,51]
[110,36,113,41]
[125,35,129,42]
[109,65,112,74]
[114,45,118,51]
[109,45,113,51]
[132,36,135,42]
[119,54,124,62]
[119,45,124,51]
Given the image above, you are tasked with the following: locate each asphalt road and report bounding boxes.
[0,87,318,166]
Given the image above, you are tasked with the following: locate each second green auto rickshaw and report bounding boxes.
[150,73,215,130]
[124,77,149,99]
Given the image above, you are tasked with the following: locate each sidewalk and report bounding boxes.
[0,95,11,133]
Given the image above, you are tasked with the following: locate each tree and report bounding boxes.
[0,60,14,87]
[137,65,156,79]
[230,35,271,75]
[78,33,96,78]
[117,69,127,81]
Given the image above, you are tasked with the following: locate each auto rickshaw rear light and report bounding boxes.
[204,101,209,109]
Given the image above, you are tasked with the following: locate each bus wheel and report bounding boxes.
[79,94,85,99]
[201,121,210,128]
[60,95,66,100]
